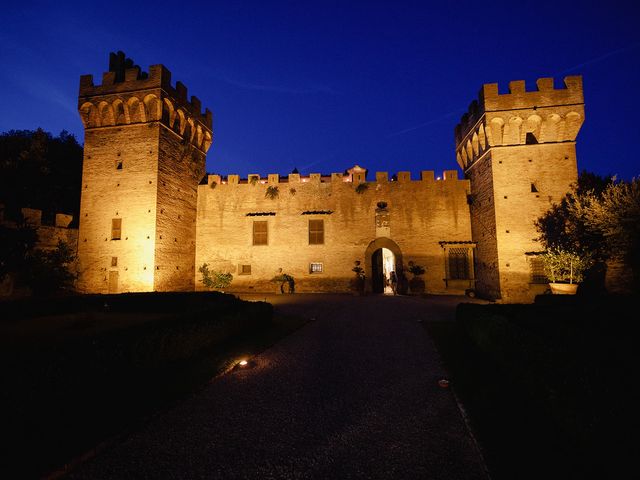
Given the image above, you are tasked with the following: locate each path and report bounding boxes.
[67,294,488,479]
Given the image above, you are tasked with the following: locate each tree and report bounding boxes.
[569,178,640,292]
[0,223,37,282]
[535,170,613,260]
[536,172,640,293]
[0,129,83,221]
[25,240,77,296]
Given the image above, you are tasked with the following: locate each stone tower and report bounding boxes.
[455,77,584,302]
[77,52,212,293]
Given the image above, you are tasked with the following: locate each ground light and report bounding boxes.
[238,360,248,367]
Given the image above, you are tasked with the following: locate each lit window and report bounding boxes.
[253,221,268,245]
[309,219,324,245]
[310,262,323,273]
[111,218,122,240]
[240,264,252,275]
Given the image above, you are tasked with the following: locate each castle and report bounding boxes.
[75,52,584,302]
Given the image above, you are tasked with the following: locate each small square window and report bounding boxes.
[239,264,251,275]
[111,218,122,240]
[310,262,323,273]
[111,256,118,267]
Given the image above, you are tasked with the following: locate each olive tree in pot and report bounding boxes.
[271,270,295,294]
[351,260,366,295]
[407,261,426,294]
[541,249,593,294]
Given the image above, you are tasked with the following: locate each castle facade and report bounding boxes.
[76,52,584,302]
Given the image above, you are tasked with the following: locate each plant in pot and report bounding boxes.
[271,271,295,294]
[541,249,593,294]
[407,261,426,295]
[199,263,233,292]
[351,260,366,295]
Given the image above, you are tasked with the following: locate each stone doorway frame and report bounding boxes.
[364,237,404,294]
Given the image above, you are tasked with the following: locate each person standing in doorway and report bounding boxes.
[389,271,398,295]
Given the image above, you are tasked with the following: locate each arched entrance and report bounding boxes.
[365,238,403,294]
[371,247,396,294]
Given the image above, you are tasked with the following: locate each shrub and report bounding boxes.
[355,183,369,194]
[265,185,279,199]
[408,261,425,276]
[271,272,295,293]
[199,263,233,290]
[25,240,77,296]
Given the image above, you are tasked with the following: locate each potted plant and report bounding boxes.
[541,249,592,294]
[271,271,295,294]
[199,263,233,292]
[351,260,366,295]
[407,261,426,295]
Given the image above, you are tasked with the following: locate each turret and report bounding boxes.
[76,51,213,293]
[456,76,584,302]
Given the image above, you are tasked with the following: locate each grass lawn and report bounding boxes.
[424,295,638,480]
[0,293,308,479]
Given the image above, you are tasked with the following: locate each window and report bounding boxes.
[310,262,323,273]
[253,221,268,245]
[111,218,122,240]
[448,247,470,280]
[309,219,324,245]
[531,182,539,193]
[116,159,123,170]
[529,256,548,284]
[111,256,118,267]
[239,264,252,275]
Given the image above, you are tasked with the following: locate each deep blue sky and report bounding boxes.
[1,1,638,180]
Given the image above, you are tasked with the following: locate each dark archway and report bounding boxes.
[364,238,403,294]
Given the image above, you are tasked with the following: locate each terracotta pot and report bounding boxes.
[549,283,578,295]
[409,277,425,295]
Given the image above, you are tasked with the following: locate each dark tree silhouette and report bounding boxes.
[0,129,83,223]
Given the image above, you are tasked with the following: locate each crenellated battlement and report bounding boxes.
[455,76,583,144]
[454,76,585,170]
[203,167,464,189]
[78,52,212,153]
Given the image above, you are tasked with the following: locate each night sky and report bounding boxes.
[1,1,638,181]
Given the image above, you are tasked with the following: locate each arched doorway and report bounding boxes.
[371,247,396,294]
[364,238,403,294]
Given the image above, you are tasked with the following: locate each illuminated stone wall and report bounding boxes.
[76,52,211,293]
[455,77,584,302]
[195,170,473,294]
[74,53,584,302]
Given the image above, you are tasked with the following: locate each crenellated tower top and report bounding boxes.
[454,76,584,171]
[78,51,212,153]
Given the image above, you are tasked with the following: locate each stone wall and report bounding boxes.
[195,170,473,293]
[154,127,206,291]
[0,207,78,297]
[77,125,160,293]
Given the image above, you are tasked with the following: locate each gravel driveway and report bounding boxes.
[67,294,489,479]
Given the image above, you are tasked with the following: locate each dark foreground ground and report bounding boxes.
[66,294,489,479]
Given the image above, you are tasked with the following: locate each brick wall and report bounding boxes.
[195,172,473,293]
